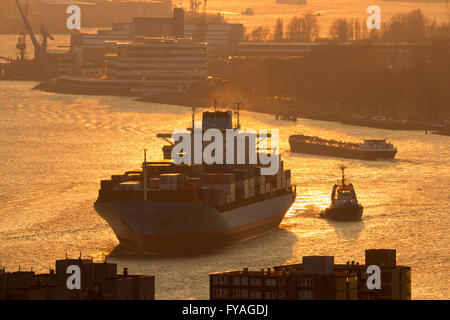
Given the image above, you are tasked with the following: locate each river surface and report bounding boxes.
[0,81,448,299]
[0,0,449,300]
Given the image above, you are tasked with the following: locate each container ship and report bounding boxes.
[289,134,397,160]
[94,107,296,253]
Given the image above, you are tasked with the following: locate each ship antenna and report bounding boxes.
[341,165,346,185]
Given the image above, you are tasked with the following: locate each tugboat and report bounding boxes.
[320,166,363,221]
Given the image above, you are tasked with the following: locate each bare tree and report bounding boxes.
[286,13,319,42]
[329,18,354,41]
[250,26,271,42]
[273,18,284,41]
[302,12,320,42]
[383,9,428,41]
[190,0,202,15]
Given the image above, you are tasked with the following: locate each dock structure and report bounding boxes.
[235,41,441,58]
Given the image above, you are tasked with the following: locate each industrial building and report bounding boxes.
[0,0,173,34]
[0,257,155,300]
[61,7,242,78]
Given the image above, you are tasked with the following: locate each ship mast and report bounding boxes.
[340,165,346,186]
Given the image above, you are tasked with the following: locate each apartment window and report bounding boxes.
[381,285,392,297]
[299,278,314,287]
[278,289,287,299]
[240,289,249,298]
[265,291,277,299]
[381,271,392,283]
[232,276,240,286]
[232,289,240,298]
[241,277,248,286]
[213,289,228,298]
[278,278,286,286]
[298,290,313,300]
[214,276,228,285]
[249,291,262,299]
[250,278,262,286]
[265,278,277,287]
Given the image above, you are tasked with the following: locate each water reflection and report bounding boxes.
[325,219,365,240]
[107,227,298,262]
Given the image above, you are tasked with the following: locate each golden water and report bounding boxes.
[0,82,448,299]
[0,1,449,299]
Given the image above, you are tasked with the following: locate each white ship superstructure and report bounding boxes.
[52,36,207,96]
[106,37,208,95]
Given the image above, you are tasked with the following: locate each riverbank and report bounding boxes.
[33,80,447,134]
[139,92,435,131]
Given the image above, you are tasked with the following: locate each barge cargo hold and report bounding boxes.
[289,134,397,160]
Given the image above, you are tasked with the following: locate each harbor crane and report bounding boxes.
[14,0,54,78]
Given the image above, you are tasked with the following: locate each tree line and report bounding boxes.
[214,38,449,119]
[245,9,450,42]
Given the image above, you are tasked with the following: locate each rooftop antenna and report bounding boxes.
[235,102,241,129]
[191,107,196,131]
[213,99,217,128]
[143,148,148,202]
[79,251,82,260]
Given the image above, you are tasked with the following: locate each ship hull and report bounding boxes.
[34,79,138,96]
[321,205,363,221]
[94,193,295,253]
[289,140,396,160]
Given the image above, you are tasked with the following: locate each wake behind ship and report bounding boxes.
[94,108,296,253]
